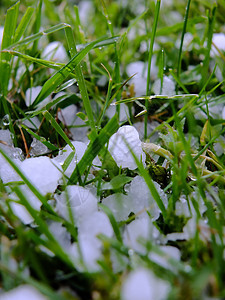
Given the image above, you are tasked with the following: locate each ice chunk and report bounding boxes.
[152,76,175,96]
[55,185,98,225]
[126,61,147,97]
[127,176,167,220]
[107,102,134,123]
[78,234,102,272]
[0,285,47,300]
[22,116,41,129]
[41,41,67,63]
[211,33,225,57]
[0,129,13,146]
[123,217,160,254]
[121,268,170,300]
[10,201,34,225]
[25,86,51,108]
[30,138,48,156]
[21,157,62,196]
[57,104,77,126]
[101,193,131,221]
[149,246,181,272]
[108,126,146,170]
[126,59,158,97]
[79,211,113,241]
[0,26,3,48]
[53,141,87,177]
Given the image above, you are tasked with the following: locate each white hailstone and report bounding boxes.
[123,217,160,254]
[121,268,170,300]
[78,211,113,242]
[78,1,94,26]
[126,61,147,97]
[149,246,181,272]
[101,193,131,221]
[108,125,146,170]
[0,129,13,146]
[41,41,67,63]
[22,116,41,129]
[25,86,51,108]
[133,121,159,142]
[78,234,102,272]
[152,75,175,96]
[57,104,77,126]
[53,141,87,177]
[55,185,98,225]
[21,156,62,196]
[7,157,62,224]
[47,221,71,250]
[0,285,47,300]
[127,175,167,220]
[10,201,34,225]
[107,102,134,123]
[30,138,48,156]
[211,33,225,57]
[0,26,4,48]
[126,59,158,97]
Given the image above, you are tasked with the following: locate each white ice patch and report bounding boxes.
[30,138,48,156]
[149,246,181,272]
[152,75,175,96]
[25,86,51,108]
[121,268,170,300]
[211,33,225,57]
[55,185,98,225]
[126,59,158,97]
[108,125,146,170]
[0,285,47,300]
[41,41,67,63]
[53,141,87,177]
[102,176,167,222]
[123,217,160,254]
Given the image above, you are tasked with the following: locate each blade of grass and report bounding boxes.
[64,26,97,138]
[4,23,71,50]
[0,1,19,95]
[31,0,43,54]
[145,0,161,139]
[43,110,75,150]
[20,124,59,151]
[201,3,217,87]
[32,35,118,109]
[14,7,35,43]
[177,0,192,79]
[69,114,119,184]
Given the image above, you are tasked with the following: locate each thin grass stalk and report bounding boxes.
[177,0,192,79]
[64,26,97,138]
[145,0,161,139]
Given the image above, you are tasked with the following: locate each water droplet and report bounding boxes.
[2,114,10,126]
[128,249,134,256]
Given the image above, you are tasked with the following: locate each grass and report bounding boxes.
[0,0,225,299]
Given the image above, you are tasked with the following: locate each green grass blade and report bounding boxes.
[65,26,97,138]
[201,3,217,87]
[43,110,75,150]
[69,114,119,184]
[0,50,64,70]
[20,124,59,151]
[145,0,161,139]
[0,1,19,95]
[31,0,43,54]
[177,0,192,79]
[32,36,117,109]
[4,23,71,50]
[14,7,35,43]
